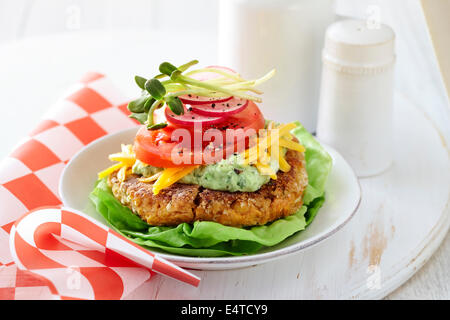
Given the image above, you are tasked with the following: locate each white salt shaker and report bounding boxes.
[316,19,396,177]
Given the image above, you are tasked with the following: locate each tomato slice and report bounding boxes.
[203,101,265,154]
[206,101,265,135]
[134,126,182,168]
[134,101,265,167]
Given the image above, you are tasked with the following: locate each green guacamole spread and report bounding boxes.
[132,151,284,192]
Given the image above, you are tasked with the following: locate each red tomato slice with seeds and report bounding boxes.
[134,126,182,168]
[134,101,265,167]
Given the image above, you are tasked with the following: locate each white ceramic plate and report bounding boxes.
[59,127,361,270]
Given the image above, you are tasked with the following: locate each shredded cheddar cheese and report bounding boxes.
[279,137,306,153]
[242,122,305,177]
[151,165,199,195]
[98,162,124,180]
[139,171,163,183]
[98,144,136,182]
[255,162,277,180]
[278,148,291,172]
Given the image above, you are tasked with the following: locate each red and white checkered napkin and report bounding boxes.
[9,206,200,299]
[0,72,199,300]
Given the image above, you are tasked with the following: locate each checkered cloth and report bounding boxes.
[0,72,199,300]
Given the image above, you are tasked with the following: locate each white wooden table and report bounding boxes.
[0,25,449,299]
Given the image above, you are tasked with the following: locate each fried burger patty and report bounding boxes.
[108,150,308,227]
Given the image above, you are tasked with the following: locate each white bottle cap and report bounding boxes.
[317,19,396,177]
[323,19,395,72]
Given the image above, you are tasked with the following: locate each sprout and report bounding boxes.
[129,59,276,130]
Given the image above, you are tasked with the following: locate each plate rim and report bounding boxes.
[59,126,361,267]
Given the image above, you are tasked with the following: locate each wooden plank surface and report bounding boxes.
[387,232,450,299]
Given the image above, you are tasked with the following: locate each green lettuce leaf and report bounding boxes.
[89,121,332,257]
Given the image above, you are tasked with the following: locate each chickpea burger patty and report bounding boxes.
[108,149,308,227]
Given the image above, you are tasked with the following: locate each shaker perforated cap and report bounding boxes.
[323,19,395,68]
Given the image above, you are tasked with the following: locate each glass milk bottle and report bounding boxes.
[218,0,335,133]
